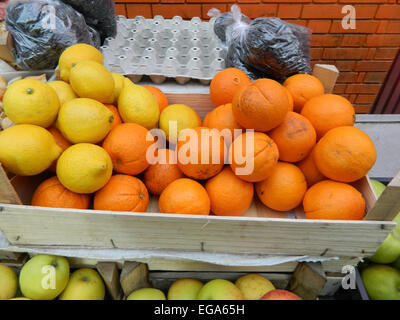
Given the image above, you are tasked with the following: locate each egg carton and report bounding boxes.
[101,15,225,85]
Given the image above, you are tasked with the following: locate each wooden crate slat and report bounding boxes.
[0,203,394,257]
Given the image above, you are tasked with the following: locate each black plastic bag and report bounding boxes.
[61,0,117,42]
[210,5,312,82]
[6,0,100,70]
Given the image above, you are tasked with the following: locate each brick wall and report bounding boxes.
[114,1,400,113]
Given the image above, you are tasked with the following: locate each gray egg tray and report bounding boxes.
[101,15,225,85]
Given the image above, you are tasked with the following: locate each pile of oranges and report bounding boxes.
[1,44,377,221]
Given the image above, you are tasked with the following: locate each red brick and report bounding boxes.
[354,5,378,19]
[237,0,261,3]
[310,48,324,60]
[376,5,400,19]
[160,0,185,3]
[357,72,365,83]
[341,35,367,47]
[277,5,302,19]
[374,48,399,60]
[126,4,152,18]
[377,20,400,34]
[187,0,229,2]
[115,4,127,16]
[302,5,343,19]
[355,61,393,72]
[202,4,227,19]
[364,72,388,83]
[285,20,308,27]
[348,94,357,103]
[313,0,336,2]
[330,20,379,34]
[366,35,400,47]
[339,0,385,2]
[228,4,277,18]
[118,0,158,2]
[307,20,331,33]
[261,0,310,2]
[346,84,381,94]
[337,72,358,83]
[323,48,368,60]
[334,61,356,72]
[354,105,373,114]
[355,95,377,104]
[152,4,202,18]
[366,48,377,60]
[333,84,347,94]
[311,35,342,47]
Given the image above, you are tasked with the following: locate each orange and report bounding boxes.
[255,162,307,212]
[313,126,377,182]
[158,178,210,215]
[143,86,169,112]
[210,68,251,107]
[229,131,279,182]
[202,103,243,147]
[268,112,316,163]
[284,87,294,112]
[232,78,290,132]
[205,166,254,216]
[303,180,365,220]
[94,174,149,212]
[144,149,185,195]
[283,74,324,113]
[31,176,90,209]
[47,125,72,172]
[301,94,356,140]
[102,123,153,175]
[297,147,326,187]
[105,104,122,131]
[176,127,226,180]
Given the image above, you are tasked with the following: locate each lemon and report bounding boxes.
[48,81,78,106]
[3,79,60,128]
[69,60,114,103]
[0,124,62,176]
[59,43,103,83]
[118,81,160,129]
[57,143,113,194]
[56,98,114,144]
[112,73,125,104]
[159,104,201,142]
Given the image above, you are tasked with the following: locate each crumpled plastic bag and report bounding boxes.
[209,5,312,82]
[5,0,100,70]
[61,0,117,42]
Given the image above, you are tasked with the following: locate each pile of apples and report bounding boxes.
[0,254,302,300]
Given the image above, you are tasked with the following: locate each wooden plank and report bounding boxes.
[0,164,21,205]
[0,204,394,257]
[289,262,327,300]
[312,64,339,94]
[120,261,151,297]
[96,262,122,300]
[365,170,400,221]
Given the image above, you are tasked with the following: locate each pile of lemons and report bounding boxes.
[0,43,160,194]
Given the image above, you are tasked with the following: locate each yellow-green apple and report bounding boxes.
[362,264,400,300]
[260,289,302,300]
[19,255,69,300]
[0,264,18,300]
[392,256,400,270]
[59,268,105,300]
[168,278,203,300]
[127,288,166,300]
[197,279,243,300]
[235,273,275,300]
[370,179,400,264]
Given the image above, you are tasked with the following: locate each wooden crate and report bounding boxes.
[0,65,399,279]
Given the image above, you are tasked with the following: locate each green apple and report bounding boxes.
[370,179,386,198]
[362,264,400,300]
[59,268,105,300]
[19,255,70,300]
[197,279,243,300]
[370,179,400,264]
[127,288,166,300]
[235,274,275,300]
[0,264,18,300]
[167,278,203,300]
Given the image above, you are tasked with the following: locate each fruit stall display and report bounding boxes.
[0,43,400,300]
